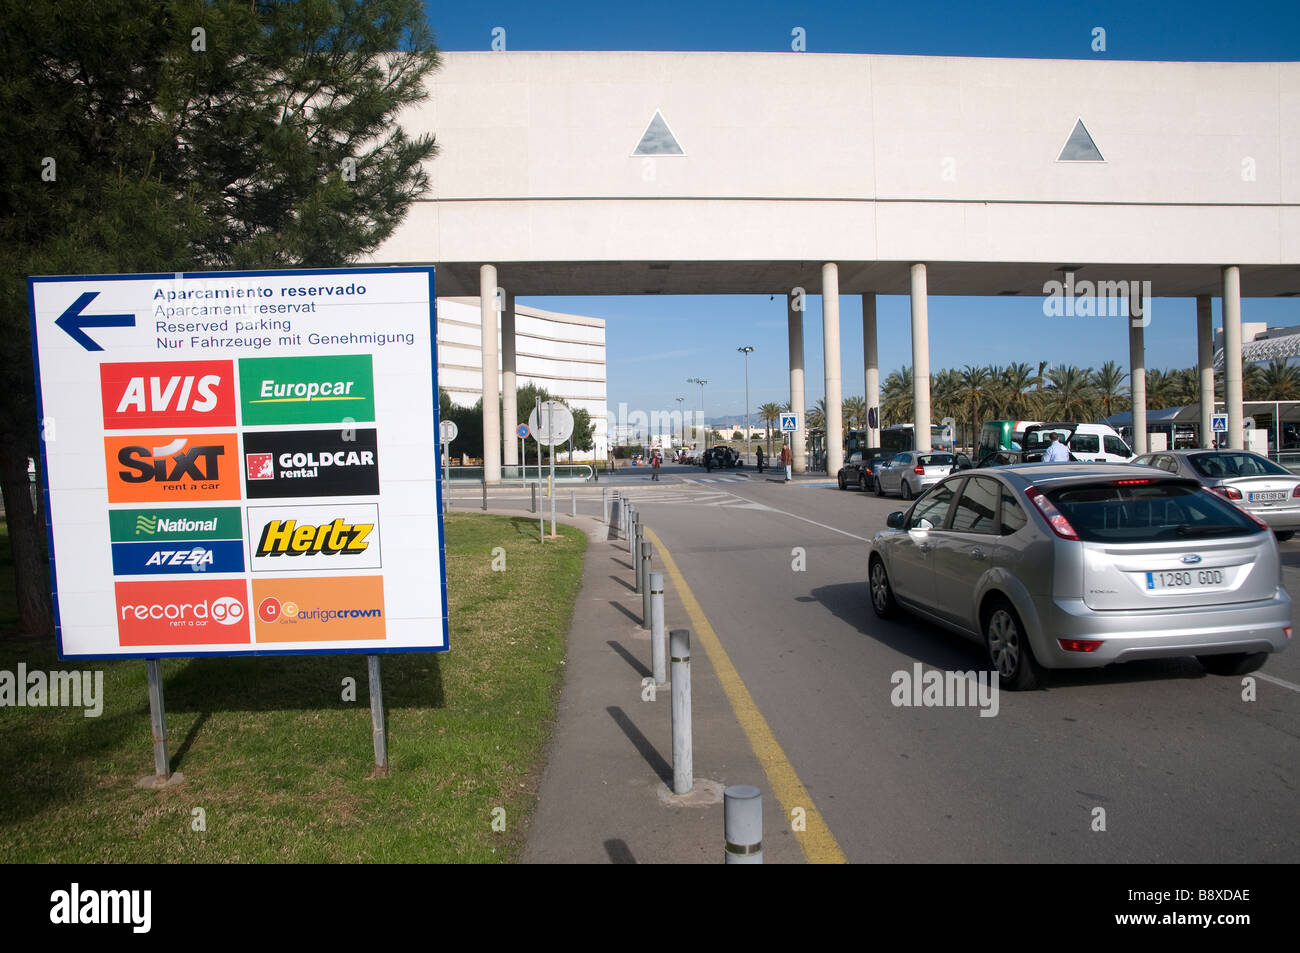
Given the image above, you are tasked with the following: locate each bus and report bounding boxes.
[858,424,954,455]
[978,420,1041,461]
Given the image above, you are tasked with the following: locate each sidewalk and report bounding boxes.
[477,501,803,864]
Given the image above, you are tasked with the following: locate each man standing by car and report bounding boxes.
[756,445,765,473]
[780,440,792,482]
[1044,433,1070,462]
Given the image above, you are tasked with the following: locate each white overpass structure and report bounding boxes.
[374,51,1300,480]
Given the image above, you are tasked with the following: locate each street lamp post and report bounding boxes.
[676,396,685,447]
[687,378,700,446]
[738,346,754,465]
[698,379,708,445]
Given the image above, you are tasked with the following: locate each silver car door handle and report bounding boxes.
[969,547,986,560]
[919,542,932,553]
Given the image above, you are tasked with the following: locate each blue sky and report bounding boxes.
[422,0,1300,421]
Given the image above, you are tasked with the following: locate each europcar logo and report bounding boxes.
[100,360,236,429]
[239,354,375,425]
[252,576,386,643]
[242,429,379,499]
[114,580,251,646]
[104,433,241,503]
[109,507,244,575]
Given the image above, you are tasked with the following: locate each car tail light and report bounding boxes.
[1286,627,1293,640]
[1211,485,1243,501]
[1292,486,1300,498]
[914,465,925,475]
[1113,478,1154,486]
[1058,639,1104,653]
[1025,486,1079,540]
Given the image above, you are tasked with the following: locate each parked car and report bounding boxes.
[868,464,1292,690]
[976,448,1079,468]
[873,451,962,499]
[703,446,742,469]
[1022,422,1133,462]
[838,450,892,491]
[1131,449,1300,541]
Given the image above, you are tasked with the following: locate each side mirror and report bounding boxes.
[886,511,905,529]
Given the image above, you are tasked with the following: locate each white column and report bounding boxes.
[787,293,807,474]
[1129,297,1147,456]
[1196,295,1214,449]
[480,265,501,485]
[822,263,844,475]
[1223,266,1244,450]
[863,294,880,448]
[502,291,518,469]
[910,264,932,453]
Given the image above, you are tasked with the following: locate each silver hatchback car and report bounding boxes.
[874,451,956,500]
[868,464,1292,689]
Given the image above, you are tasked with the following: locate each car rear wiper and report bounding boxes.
[1174,524,1251,537]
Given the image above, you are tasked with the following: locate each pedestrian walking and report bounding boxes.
[755,445,765,473]
[780,441,792,482]
[651,448,661,481]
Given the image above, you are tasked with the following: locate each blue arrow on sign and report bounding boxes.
[54,291,135,351]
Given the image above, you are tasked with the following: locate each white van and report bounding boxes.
[1023,422,1134,462]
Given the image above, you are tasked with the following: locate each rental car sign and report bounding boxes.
[27,267,446,659]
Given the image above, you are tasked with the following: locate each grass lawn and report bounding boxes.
[0,513,586,863]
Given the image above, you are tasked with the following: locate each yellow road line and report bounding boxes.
[644,526,847,864]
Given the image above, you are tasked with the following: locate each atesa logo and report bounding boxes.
[100,359,236,429]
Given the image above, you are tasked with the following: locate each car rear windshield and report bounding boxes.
[1188,452,1290,478]
[1024,427,1073,449]
[1045,481,1264,542]
[917,454,953,466]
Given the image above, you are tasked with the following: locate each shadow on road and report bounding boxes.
[606,706,672,784]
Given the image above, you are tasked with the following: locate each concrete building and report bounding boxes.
[373,51,1300,482]
[437,297,607,458]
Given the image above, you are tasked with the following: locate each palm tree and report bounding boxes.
[959,364,992,451]
[807,402,825,431]
[1043,365,1096,420]
[931,369,963,434]
[758,401,784,456]
[1144,368,1181,411]
[1260,358,1300,400]
[1091,360,1128,419]
[1001,362,1043,419]
[843,395,867,431]
[882,366,913,426]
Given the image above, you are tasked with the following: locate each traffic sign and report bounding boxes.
[528,401,574,444]
[780,413,799,433]
[440,420,459,444]
[516,423,530,439]
[27,267,448,659]
[1211,414,1228,433]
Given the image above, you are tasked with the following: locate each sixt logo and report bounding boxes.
[256,518,373,557]
[105,434,240,503]
[100,360,236,428]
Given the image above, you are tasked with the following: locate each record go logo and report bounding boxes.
[114,580,251,646]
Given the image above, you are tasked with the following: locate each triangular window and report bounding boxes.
[633,111,685,156]
[1058,118,1104,161]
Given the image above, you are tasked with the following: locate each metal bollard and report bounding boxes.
[724,785,763,864]
[571,489,576,518]
[670,629,693,795]
[650,572,666,684]
[640,540,653,629]
[530,483,537,514]
[630,509,639,557]
[602,488,608,524]
[481,479,487,511]
[634,520,644,593]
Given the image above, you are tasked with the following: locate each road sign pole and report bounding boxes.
[139,658,181,788]
[549,402,557,538]
[367,655,388,776]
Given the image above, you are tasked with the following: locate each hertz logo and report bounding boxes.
[255,519,373,557]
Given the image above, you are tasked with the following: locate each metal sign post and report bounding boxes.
[367,655,388,776]
[536,398,544,542]
[528,400,575,542]
[138,659,182,788]
[440,420,458,514]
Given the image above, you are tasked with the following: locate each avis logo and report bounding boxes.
[100,360,236,428]
[118,438,224,484]
[256,519,373,557]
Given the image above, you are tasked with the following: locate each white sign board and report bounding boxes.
[528,401,574,445]
[780,413,798,433]
[27,267,447,659]
[440,420,458,444]
[1211,414,1228,433]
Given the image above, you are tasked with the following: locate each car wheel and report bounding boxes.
[900,478,914,501]
[984,598,1043,691]
[875,476,885,497]
[838,472,847,490]
[868,556,898,619]
[859,474,869,492]
[1197,652,1268,676]
[1275,531,1295,542]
